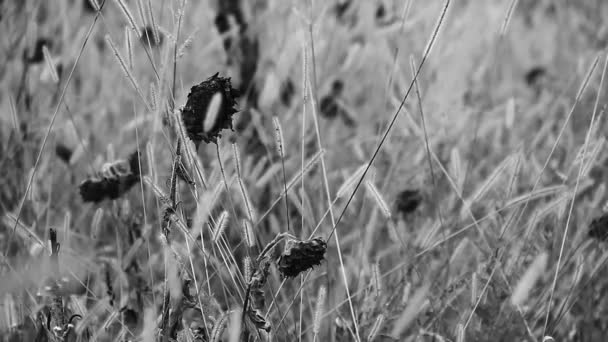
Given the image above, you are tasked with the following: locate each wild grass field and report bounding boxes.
[1,0,608,341]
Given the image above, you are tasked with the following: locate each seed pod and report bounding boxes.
[277,237,327,278]
[181,73,239,146]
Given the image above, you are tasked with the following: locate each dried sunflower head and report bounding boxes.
[181,73,239,145]
[78,151,141,203]
[55,143,72,164]
[589,213,608,242]
[277,237,327,278]
[395,189,422,216]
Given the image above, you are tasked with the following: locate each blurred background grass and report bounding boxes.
[1,0,608,341]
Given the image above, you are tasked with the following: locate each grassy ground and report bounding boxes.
[1,0,608,341]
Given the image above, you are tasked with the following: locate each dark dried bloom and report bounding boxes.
[140,25,162,47]
[214,0,248,59]
[524,66,547,87]
[334,0,353,19]
[331,80,344,95]
[280,78,295,106]
[320,95,343,119]
[589,214,608,242]
[395,189,422,216]
[78,151,141,203]
[214,13,231,34]
[375,3,386,20]
[217,0,246,28]
[320,80,347,120]
[277,237,327,278]
[55,143,72,164]
[214,13,234,51]
[181,73,239,145]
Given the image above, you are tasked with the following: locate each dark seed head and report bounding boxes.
[524,66,547,87]
[280,78,295,106]
[331,80,344,95]
[320,80,346,120]
[395,189,422,216]
[334,0,352,19]
[79,174,139,203]
[55,143,72,164]
[277,237,327,278]
[375,4,386,20]
[214,13,231,34]
[589,214,608,242]
[214,13,234,51]
[320,96,342,119]
[217,0,246,29]
[79,152,141,203]
[181,73,239,145]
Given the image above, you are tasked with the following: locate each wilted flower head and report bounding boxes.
[79,151,141,202]
[55,143,72,164]
[277,237,327,278]
[589,213,608,242]
[245,258,271,332]
[181,73,239,145]
[320,80,344,119]
[395,189,422,216]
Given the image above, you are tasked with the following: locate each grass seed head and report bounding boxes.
[277,237,327,278]
[181,73,239,145]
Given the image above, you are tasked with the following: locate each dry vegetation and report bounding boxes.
[2,0,608,341]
